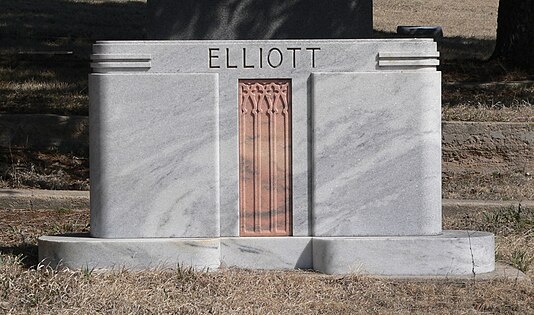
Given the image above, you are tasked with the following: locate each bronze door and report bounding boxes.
[239,79,292,236]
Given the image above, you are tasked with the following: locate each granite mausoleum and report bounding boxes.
[39,39,495,275]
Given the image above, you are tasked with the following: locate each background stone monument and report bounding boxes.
[147,0,373,40]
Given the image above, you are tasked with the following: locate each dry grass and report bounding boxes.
[0,208,533,314]
[442,104,534,122]
[442,82,534,122]
[443,165,534,201]
[374,0,499,39]
[0,149,89,190]
[0,64,88,115]
[1,265,533,314]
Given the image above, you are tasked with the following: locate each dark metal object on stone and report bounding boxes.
[397,26,443,40]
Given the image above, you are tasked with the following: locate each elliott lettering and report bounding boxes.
[208,47,320,69]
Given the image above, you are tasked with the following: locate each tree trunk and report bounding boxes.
[492,0,534,72]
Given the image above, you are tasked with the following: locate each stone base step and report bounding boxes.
[39,231,495,277]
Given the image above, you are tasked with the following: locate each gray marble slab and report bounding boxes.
[91,39,439,74]
[89,73,220,238]
[38,40,497,276]
[311,71,442,236]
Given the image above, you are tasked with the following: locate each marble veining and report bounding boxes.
[220,237,312,269]
[90,73,220,238]
[36,39,497,276]
[311,72,442,236]
[39,232,494,275]
[39,234,221,270]
[89,41,442,239]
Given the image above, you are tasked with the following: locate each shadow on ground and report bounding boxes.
[0,0,147,115]
[0,244,39,268]
[0,0,146,55]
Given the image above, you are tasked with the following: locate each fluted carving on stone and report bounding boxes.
[239,80,292,236]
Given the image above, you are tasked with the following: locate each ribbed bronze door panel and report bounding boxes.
[239,79,292,236]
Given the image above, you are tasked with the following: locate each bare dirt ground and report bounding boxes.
[374,0,500,39]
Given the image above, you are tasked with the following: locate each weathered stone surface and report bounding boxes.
[89,39,440,238]
[220,237,312,269]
